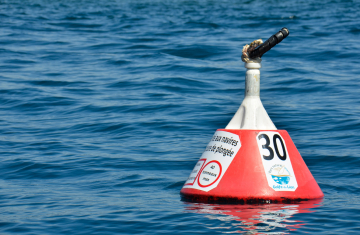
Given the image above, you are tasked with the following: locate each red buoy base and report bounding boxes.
[180,129,323,203]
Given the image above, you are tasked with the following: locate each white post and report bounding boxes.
[225,62,277,130]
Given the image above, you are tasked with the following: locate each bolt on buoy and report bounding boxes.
[181,28,323,204]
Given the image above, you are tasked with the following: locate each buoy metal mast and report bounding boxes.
[180,28,324,203]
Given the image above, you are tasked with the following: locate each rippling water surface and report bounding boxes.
[0,0,360,234]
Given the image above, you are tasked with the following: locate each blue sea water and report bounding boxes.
[0,0,360,234]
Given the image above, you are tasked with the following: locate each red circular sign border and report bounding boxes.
[197,160,222,188]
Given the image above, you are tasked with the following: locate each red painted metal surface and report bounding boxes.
[180,129,324,203]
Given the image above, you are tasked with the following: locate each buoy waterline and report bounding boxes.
[180,28,324,203]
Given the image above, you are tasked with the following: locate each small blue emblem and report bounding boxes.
[270,165,291,185]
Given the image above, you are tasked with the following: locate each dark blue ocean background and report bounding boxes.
[1,0,360,234]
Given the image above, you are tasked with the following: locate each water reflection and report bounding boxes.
[185,199,322,234]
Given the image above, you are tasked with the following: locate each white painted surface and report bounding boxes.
[256,131,298,191]
[183,130,241,192]
[225,62,277,130]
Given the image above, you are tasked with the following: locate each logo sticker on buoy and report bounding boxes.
[256,132,298,191]
[183,131,241,192]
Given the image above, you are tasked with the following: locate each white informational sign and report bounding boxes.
[183,131,241,192]
[256,131,298,191]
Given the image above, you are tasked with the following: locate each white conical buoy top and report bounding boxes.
[225,62,276,130]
